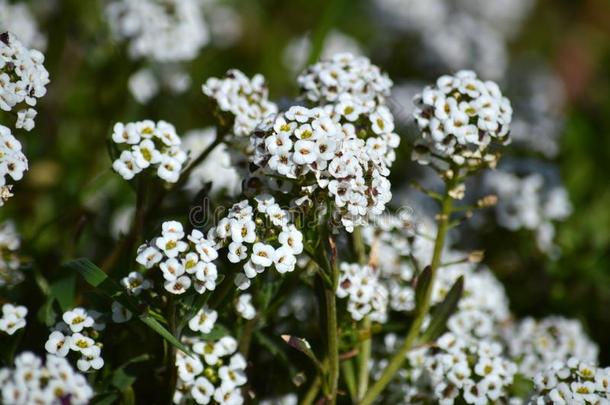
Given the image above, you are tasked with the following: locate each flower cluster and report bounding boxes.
[175,335,247,404]
[105,0,209,62]
[202,69,278,137]
[412,70,512,168]
[44,308,105,373]
[136,220,219,295]
[111,120,186,182]
[297,52,393,114]
[485,169,572,255]
[0,125,28,205]
[0,31,49,131]
[0,352,94,404]
[207,195,303,290]
[529,358,610,405]
[393,332,518,404]
[251,104,395,231]
[337,263,388,322]
[0,220,24,287]
[0,303,26,335]
[502,316,599,378]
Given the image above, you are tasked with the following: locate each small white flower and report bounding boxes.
[155,235,188,258]
[235,294,256,320]
[188,307,218,334]
[45,331,71,357]
[111,301,132,323]
[251,243,275,267]
[273,247,296,273]
[135,245,163,268]
[63,308,94,333]
[164,275,192,294]
[292,140,318,165]
[227,241,248,263]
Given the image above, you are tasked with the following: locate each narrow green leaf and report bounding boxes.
[281,334,323,371]
[420,276,464,343]
[66,258,192,355]
[415,265,432,309]
[139,313,191,355]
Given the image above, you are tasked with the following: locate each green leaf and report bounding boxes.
[49,274,76,311]
[419,276,464,343]
[281,334,323,371]
[65,258,192,355]
[139,313,191,355]
[415,265,432,309]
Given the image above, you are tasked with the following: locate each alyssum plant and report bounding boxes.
[1,48,607,405]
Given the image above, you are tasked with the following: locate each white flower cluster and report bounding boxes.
[175,335,247,405]
[0,303,26,335]
[136,220,219,295]
[0,220,24,287]
[181,128,242,197]
[502,316,599,378]
[0,31,49,131]
[111,120,186,182]
[413,70,512,167]
[202,69,278,137]
[297,52,392,114]
[0,352,94,404]
[106,0,209,62]
[398,332,518,404]
[207,195,303,290]
[529,358,610,405]
[485,170,572,255]
[251,104,396,231]
[44,308,105,373]
[0,125,28,205]
[337,263,388,322]
[0,0,47,50]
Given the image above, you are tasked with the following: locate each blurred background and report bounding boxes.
[1,0,610,365]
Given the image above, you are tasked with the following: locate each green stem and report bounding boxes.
[324,275,339,404]
[359,172,458,405]
[342,358,358,403]
[165,296,178,404]
[301,376,322,405]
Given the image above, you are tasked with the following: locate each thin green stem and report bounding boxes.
[165,296,178,404]
[324,275,339,404]
[342,358,358,403]
[301,376,322,405]
[359,170,458,405]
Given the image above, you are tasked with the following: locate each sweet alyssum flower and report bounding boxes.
[0,0,47,50]
[381,332,519,405]
[0,31,49,131]
[0,125,28,206]
[0,220,24,287]
[0,352,94,404]
[111,120,187,183]
[502,316,599,378]
[44,307,105,373]
[0,302,27,335]
[105,0,209,63]
[189,306,218,334]
[202,69,278,137]
[174,335,247,405]
[336,263,388,323]
[529,358,610,405]
[412,70,512,168]
[298,52,393,115]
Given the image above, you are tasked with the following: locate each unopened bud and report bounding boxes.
[468,250,485,263]
[477,195,498,208]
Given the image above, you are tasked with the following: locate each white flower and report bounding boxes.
[251,243,275,267]
[278,226,303,254]
[0,303,27,335]
[191,376,215,404]
[62,308,94,333]
[15,108,37,131]
[121,271,152,295]
[189,307,218,334]
[164,275,192,294]
[111,301,132,323]
[136,245,163,268]
[112,150,142,180]
[292,140,318,165]
[44,331,71,357]
[77,345,104,372]
[227,242,248,263]
[156,235,188,258]
[273,247,296,274]
[69,333,95,353]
